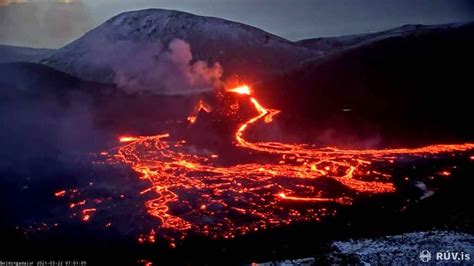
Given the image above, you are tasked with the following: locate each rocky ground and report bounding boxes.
[259,231,474,265]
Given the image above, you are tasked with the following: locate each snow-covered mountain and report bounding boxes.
[297,22,470,54]
[259,21,474,147]
[36,9,319,87]
[7,8,472,96]
[0,45,54,63]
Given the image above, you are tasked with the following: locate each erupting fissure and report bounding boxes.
[105,84,474,241]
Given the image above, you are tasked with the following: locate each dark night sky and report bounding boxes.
[1,0,474,48]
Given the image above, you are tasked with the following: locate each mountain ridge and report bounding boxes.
[35,8,319,88]
[0,44,54,64]
[297,21,474,54]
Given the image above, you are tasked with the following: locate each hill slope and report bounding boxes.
[37,9,319,89]
[259,22,474,147]
[0,45,54,63]
[296,22,469,54]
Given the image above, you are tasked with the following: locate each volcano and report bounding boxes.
[0,7,473,266]
[35,9,318,85]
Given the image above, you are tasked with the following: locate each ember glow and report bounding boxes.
[54,190,66,197]
[100,84,474,242]
[119,136,141,143]
[227,84,251,95]
[187,99,212,124]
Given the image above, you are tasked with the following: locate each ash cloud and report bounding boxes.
[112,39,223,95]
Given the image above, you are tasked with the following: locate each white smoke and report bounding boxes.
[113,39,223,95]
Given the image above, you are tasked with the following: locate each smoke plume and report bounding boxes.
[113,39,223,95]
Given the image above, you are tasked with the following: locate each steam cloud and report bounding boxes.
[113,39,223,95]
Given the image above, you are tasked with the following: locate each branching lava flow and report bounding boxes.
[104,84,474,242]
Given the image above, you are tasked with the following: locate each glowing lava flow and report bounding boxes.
[227,85,251,95]
[187,99,212,124]
[109,84,474,240]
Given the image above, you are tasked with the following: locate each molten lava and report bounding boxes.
[187,99,212,124]
[227,84,251,95]
[103,84,474,242]
[120,136,141,143]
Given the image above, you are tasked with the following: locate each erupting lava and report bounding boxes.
[105,84,474,242]
[227,84,251,95]
[187,99,212,124]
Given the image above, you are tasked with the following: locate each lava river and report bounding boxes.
[103,85,474,242]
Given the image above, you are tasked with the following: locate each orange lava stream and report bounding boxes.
[110,84,474,239]
[187,99,212,124]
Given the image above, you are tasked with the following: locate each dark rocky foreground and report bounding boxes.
[0,151,473,265]
[259,231,474,265]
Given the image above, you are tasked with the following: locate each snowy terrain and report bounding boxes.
[35,9,319,90]
[4,9,471,95]
[0,44,54,63]
[257,231,474,265]
[297,22,470,54]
